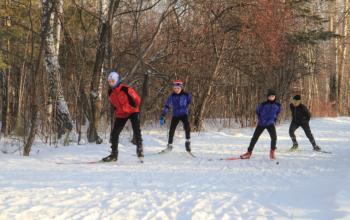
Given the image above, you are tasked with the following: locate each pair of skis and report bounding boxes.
[288,148,332,154]
[207,147,332,162]
[56,148,195,165]
[56,147,331,165]
[56,157,144,165]
[155,148,196,158]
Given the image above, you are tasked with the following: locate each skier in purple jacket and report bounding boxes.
[160,80,192,153]
[240,89,281,160]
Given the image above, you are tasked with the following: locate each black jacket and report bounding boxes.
[290,103,311,124]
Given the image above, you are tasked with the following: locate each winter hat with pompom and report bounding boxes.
[173,80,184,88]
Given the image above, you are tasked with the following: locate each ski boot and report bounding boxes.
[102,151,118,162]
[160,144,173,154]
[289,144,299,151]
[185,139,191,152]
[137,146,144,163]
[313,145,321,152]
[240,151,252,159]
[290,138,299,151]
[96,136,103,144]
[270,149,276,160]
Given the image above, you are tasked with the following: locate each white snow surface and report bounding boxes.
[0,117,350,220]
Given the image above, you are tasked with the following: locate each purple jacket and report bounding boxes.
[162,92,192,117]
[256,101,281,126]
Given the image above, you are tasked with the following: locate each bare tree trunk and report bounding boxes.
[1,71,7,134]
[43,0,73,142]
[0,69,8,135]
[338,0,349,114]
[139,70,149,120]
[87,0,120,143]
[23,0,45,156]
[329,0,339,102]
[23,102,38,156]
[14,34,30,136]
[1,38,12,136]
[193,35,228,131]
[1,0,9,136]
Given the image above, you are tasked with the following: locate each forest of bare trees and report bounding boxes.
[0,0,349,155]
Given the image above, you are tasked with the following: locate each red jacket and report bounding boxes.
[109,84,141,118]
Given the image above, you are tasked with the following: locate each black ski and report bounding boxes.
[186,151,196,158]
[314,150,332,154]
[288,149,332,154]
[56,160,105,165]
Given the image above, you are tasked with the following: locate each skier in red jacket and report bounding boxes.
[102,71,144,162]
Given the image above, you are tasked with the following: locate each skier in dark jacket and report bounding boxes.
[289,95,321,151]
[240,89,281,160]
[160,80,192,153]
[102,71,144,162]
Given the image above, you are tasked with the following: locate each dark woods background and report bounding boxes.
[0,0,349,155]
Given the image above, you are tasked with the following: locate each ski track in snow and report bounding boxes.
[0,117,350,220]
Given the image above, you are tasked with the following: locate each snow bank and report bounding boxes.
[0,118,349,219]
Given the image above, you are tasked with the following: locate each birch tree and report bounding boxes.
[338,0,349,113]
[43,0,73,141]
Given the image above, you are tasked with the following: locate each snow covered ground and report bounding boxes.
[0,117,350,220]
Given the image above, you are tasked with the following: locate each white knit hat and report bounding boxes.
[108,71,119,87]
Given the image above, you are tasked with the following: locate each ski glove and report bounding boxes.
[160,116,166,126]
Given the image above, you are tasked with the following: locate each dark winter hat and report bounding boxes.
[267,89,277,97]
[293,95,301,100]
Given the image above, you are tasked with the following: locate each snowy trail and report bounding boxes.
[0,118,350,219]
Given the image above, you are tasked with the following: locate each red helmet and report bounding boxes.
[173,80,184,87]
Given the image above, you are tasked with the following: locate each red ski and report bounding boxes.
[208,156,242,161]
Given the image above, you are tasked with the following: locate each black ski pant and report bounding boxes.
[168,115,191,144]
[289,121,316,147]
[248,124,277,152]
[110,113,143,154]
